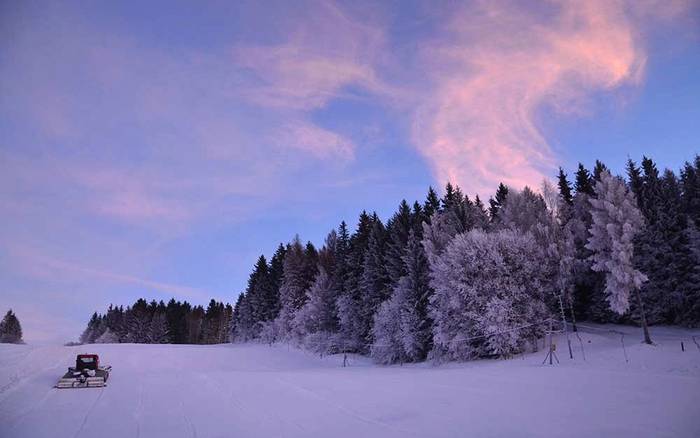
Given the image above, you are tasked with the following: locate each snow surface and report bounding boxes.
[1,325,699,438]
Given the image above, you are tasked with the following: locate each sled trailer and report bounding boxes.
[56,354,111,389]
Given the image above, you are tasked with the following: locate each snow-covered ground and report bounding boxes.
[1,325,699,438]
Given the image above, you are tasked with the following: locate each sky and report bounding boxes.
[1,0,699,343]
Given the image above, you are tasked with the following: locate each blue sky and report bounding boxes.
[1,0,698,342]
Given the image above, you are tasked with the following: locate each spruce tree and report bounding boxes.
[423,186,441,220]
[574,164,594,196]
[385,201,414,285]
[359,222,389,346]
[149,309,169,344]
[268,243,287,319]
[488,183,509,223]
[246,256,272,327]
[337,213,375,352]
[586,171,651,344]
[681,156,700,225]
[276,237,315,339]
[592,160,609,182]
[372,229,432,363]
[472,196,490,230]
[0,310,23,344]
[558,167,574,206]
[186,305,205,344]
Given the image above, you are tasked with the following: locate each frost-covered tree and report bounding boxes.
[421,207,465,266]
[95,329,119,344]
[293,268,339,352]
[336,213,376,352]
[0,310,23,344]
[586,170,651,344]
[80,312,101,344]
[372,229,432,364]
[359,223,389,345]
[567,163,610,322]
[276,237,317,340]
[429,229,550,361]
[499,186,550,236]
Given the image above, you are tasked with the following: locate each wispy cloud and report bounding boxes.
[6,243,212,302]
[410,0,691,196]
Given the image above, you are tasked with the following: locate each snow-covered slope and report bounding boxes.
[1,325,699,438]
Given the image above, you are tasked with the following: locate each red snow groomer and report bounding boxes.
[56,354,111,389]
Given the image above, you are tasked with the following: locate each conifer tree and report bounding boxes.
[186,305,205,344]
[574,164,594,196]
[359,222,389,346]
[149,309,169,344]
[80,312,101,344]
[372,229,432,364]
[276,237,315,339]
[246,255,274,329]
[293,268,338,352]
[0,310,23,344]
[385,201,414,285]
[558,167,574,206]
[472,195,490,230]
[592,160,609,182]
[423,186,442,219]
[586,170,651,343]
[488,183,509,223]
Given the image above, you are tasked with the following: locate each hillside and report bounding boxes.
[1,324,699,438]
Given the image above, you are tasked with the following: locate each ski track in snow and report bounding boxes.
[274,376,418,437]
[179,399,198,438]
[134,379,144,438]
[0,326,699,438]
[72,387,104,438]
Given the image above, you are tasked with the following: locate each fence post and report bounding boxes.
[620,332,629,363]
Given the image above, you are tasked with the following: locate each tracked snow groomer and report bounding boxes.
[56,354,111,389]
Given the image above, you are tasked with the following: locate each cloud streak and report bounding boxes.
[411,0,690,196]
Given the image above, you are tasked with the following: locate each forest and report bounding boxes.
[81,155,700,364]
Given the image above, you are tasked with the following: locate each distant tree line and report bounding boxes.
[80,298,232,345]
[229,155,700,363]
[0,309,23,344]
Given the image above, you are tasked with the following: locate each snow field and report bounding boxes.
[1,324,699,438]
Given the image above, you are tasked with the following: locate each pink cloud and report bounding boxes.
[232,1,391,162]
[411,0,690,196]
[233,1,386,111]
[272,120,355,160]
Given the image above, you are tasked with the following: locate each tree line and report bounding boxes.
[80,298,232,345]
[78,154,699,362]
[230,155,700,363]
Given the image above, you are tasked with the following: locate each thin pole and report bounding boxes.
[558,294,573,359]
[549,319,553,365]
